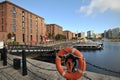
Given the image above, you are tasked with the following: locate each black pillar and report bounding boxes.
[22,50,27,76]
[0,49,4,60]
[3,47,7,66]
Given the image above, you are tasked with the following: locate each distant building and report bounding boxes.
[72,33,78,39]
[87,30,95,39]
[95,34,102,39]
[104,27,120,38]
[46,24,63,39]
[108,29,112,38]
[112,27,120,37]
[104,30,107,38]
[104,29,112,38]
[78,32,85,38]
[63,30,73,40]
[0,1,46,43]
[72,33,76,38]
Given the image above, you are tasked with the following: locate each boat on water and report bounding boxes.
[73,41,103,50]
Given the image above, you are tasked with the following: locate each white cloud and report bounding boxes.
[80,0,120,15]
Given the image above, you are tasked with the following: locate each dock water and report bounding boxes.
[0,53,120,80]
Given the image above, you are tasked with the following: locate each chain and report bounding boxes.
[83,73,92,80]
[86,61,120,75]
[8,56,47,80]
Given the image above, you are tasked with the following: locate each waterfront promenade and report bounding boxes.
[0,53,120,80]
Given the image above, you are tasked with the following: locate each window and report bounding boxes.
[30,14,32,18]
[2,26,3,31]
[2,18,3,24]
[30,19,32,28]
[23,34,25,42]
[36,18,38,33]
[1,5,4,16]
[30,29,32,33]
[30,24,32,28]
[22,11,25,22]
[1,11,4,16]
[22,28,25,33]
[36,20,38,25]
[36,17,38,24]
[36,28,38,34]
[30,35,32,40]
[12,7,16,11]
[12,7,16,18]
[12,25,16,32]
[12,19,16,25]
[12,12,16,18]
[36,17,38,22]
[22,21,25,33]
[22,22,25,27]
[30,19,32,23]
[12,19,16,32]
[22,11,25,16]
[22,16,25,21]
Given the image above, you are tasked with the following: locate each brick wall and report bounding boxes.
[0,1,45,43]
[63,30,73,40]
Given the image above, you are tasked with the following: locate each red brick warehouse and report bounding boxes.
[46,24,63,40]
[0,1,46,43]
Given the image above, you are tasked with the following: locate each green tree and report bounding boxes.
[52,33,54,39]
[48,33,51,39]
[55,34,66,40]
[7,33,12,39]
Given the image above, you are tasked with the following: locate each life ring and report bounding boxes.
[55,47,86,80]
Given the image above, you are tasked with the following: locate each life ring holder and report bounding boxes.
[55,47,86,80]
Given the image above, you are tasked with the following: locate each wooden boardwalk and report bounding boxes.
[0,53,120,80]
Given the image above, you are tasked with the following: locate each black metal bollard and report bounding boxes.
[22,50,27,76]
[13,58,21,69]
[3,47,7,66]
[0,49,4,60]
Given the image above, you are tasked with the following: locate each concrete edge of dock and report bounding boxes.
[0,53,120,80]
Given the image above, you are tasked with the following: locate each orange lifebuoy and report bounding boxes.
[55,47,86,80]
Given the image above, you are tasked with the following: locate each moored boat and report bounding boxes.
[73,41,103,50]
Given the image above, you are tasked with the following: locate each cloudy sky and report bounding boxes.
[80,0,120,15]
[1,0,120,34]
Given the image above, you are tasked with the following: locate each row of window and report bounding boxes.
[0,5,4,31]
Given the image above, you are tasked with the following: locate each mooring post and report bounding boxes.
[3,47,7,66]
[0,49,4,60]
[22,50,27,76]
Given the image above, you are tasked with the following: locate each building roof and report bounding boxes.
[46,24,63,29]
[63,30,71,33]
